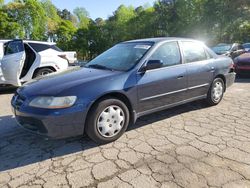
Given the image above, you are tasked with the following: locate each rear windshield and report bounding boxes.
[212,44,232,54]
[28,43,63,52]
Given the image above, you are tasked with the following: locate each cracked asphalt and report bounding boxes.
[0,79,250,188]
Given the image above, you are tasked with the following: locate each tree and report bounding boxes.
[6,0,47,40]
[105,5,136,44]
[1,0,249,59]
[41,0,61,41]
[129,6,157,38]
[58,9,71,20]
[73,7,90,29]
[0,9,23,38]
[0,0,4,7]
[55,19,77,50]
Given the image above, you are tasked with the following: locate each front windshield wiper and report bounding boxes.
[86,64,114,71]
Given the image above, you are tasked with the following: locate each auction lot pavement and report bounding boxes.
[1,79,250,188]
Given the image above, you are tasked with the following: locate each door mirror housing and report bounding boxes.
[141,60,163,72]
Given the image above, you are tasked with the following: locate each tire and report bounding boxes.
[34,68,54,78]
[85,98,130,144]
[206,78,225,106]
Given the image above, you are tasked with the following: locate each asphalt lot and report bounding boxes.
[0,79,250,188]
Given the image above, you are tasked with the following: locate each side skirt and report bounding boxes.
[135,95,207,120]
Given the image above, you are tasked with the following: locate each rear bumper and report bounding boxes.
[225,72,236,88]
[235,66,250,75]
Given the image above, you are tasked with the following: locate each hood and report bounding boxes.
[235,53,250,63]
[19,67,122,96]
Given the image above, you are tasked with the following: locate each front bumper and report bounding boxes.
[11,95,88,139]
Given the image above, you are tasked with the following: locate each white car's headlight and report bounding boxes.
[29,96,77,109]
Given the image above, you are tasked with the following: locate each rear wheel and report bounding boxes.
[85,98,130,144]
[206,78,225,106]
[34,68,54,78]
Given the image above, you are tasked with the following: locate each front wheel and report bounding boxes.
[206,78,225,106]
[85,98,130,144]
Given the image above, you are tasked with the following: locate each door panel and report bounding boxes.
[186,60,214,98]
[136,41,188,113]
[137,65,188,112]
[1,40,26,86]
[180,41,214,98]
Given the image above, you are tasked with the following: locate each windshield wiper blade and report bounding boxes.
[87,64,114,71]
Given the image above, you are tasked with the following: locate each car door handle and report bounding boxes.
[177,76,184,79]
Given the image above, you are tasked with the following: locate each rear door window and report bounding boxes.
[28,43,50,52]
[51,45,63,52]
[28,43,63,52]
[181,41,208,63]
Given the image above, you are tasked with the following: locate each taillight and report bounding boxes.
[229,62,234,69]
[58,54,69,63]
[229,61,235,72]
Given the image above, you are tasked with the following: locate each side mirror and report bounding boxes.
[141,60,163,72]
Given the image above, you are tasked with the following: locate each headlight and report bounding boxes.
[29,96,77,109]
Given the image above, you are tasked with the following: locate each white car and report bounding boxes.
[0,39,77,87]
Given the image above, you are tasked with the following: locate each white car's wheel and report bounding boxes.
[34,68,54,78]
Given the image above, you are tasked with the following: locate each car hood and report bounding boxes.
[19,67,122,96]
[235,53,250,63]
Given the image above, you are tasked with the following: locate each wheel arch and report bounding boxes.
[32,66,56,78]
[85,92,135,129]
[214,74,226,91]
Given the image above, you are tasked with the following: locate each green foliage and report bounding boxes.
[0,9,23,38]
[73,7,90,29]
[0,0,4,6]
[5,0,46,40]
[55,19,76,50]
[0,0,249,59]
[41,0,61,40]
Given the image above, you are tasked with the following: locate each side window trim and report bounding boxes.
[26,43,36,54]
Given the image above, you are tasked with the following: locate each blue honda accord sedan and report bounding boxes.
[11,38,236,144]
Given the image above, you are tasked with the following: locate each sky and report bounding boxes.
[5,0,156,20]
[52,0,156,19]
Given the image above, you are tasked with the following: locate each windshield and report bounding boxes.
[212,44,232,54]
[85,42,153,71]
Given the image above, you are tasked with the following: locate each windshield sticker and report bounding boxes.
[134,45,151,50]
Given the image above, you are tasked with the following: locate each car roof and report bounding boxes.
[0,39,56,45]
[122,37,201,44]
[24,40,56,45]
